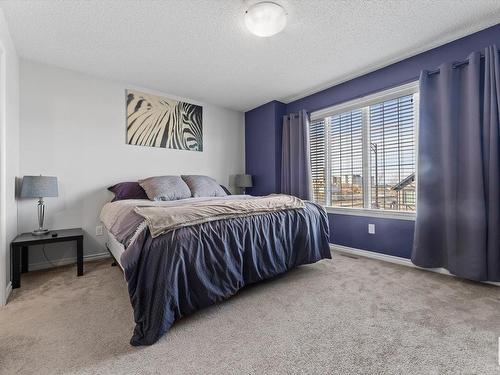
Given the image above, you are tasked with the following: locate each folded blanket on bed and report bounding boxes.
[134,194,304,237]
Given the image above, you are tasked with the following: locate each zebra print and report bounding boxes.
[126,90,203,151]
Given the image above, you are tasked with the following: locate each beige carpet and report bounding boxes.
[0,252,499,375]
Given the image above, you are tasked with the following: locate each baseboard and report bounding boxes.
[27,251,110,272]
[4,281,12,305]
[330,244,500,287]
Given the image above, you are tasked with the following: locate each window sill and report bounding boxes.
[324,206,416,221]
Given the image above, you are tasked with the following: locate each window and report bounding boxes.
[309,119,326,205]
[330,109,363,208]
[309,82,418,214]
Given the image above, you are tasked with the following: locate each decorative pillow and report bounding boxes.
[138,176,191,201]
[220,185,231,195]
[108,182,148,202]
[181,175,227,197]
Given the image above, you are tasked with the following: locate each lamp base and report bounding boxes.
[32,228,49,236]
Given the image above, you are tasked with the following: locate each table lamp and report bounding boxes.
[20,175,58,235]
[235,174,253,194]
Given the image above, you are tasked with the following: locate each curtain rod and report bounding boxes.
[427,50,499,76]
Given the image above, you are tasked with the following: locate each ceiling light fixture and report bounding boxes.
[244,2,287,37]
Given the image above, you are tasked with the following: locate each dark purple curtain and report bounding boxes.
[281,110,312,200]
[412,45,500,281]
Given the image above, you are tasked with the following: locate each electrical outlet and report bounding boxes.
[95,225,103,236]
[368,224,375,234]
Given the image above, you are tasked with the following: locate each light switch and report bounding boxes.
[96,225,104,236]
[368,224,375,234]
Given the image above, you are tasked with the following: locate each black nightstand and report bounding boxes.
[11,228,84,289]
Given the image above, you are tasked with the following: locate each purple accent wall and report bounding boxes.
[245,24,500,258]
[287,24,500,114]
[329,214,415,258]
[245,100,286,196]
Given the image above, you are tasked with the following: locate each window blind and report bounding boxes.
[308,82,418,213]
[309,119,326,205]
[330,110,363,207]
[369,95,415,211]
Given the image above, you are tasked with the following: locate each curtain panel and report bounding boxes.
[281,110,312,200]
[412,45,500,281]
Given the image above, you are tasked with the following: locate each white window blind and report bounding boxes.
[330,110,363,208]
[308,82,418,214]
[370,95,416,211]
[310,119,326,205]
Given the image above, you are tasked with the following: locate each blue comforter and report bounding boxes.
[121,201,331,346]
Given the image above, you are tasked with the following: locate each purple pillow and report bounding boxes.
[108,182,149,202]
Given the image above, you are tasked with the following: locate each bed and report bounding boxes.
[105,229,125,270]
[100,194,331,346]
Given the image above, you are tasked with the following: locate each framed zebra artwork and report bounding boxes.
[126,90,203,151]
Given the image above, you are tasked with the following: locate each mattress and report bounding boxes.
[105,228,125,270]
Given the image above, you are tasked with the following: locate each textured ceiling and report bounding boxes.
[1,0,499,111]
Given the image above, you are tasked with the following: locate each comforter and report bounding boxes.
[100,195,331,346]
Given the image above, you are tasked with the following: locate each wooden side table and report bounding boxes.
[11,228,84,289]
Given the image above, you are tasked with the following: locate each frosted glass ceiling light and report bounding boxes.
[245,2,287,37]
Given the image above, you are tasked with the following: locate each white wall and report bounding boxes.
[0,9,20,305]
[19,60,245,268]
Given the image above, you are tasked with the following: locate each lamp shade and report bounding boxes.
[20,176,58,198]
[235,174,253,188]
